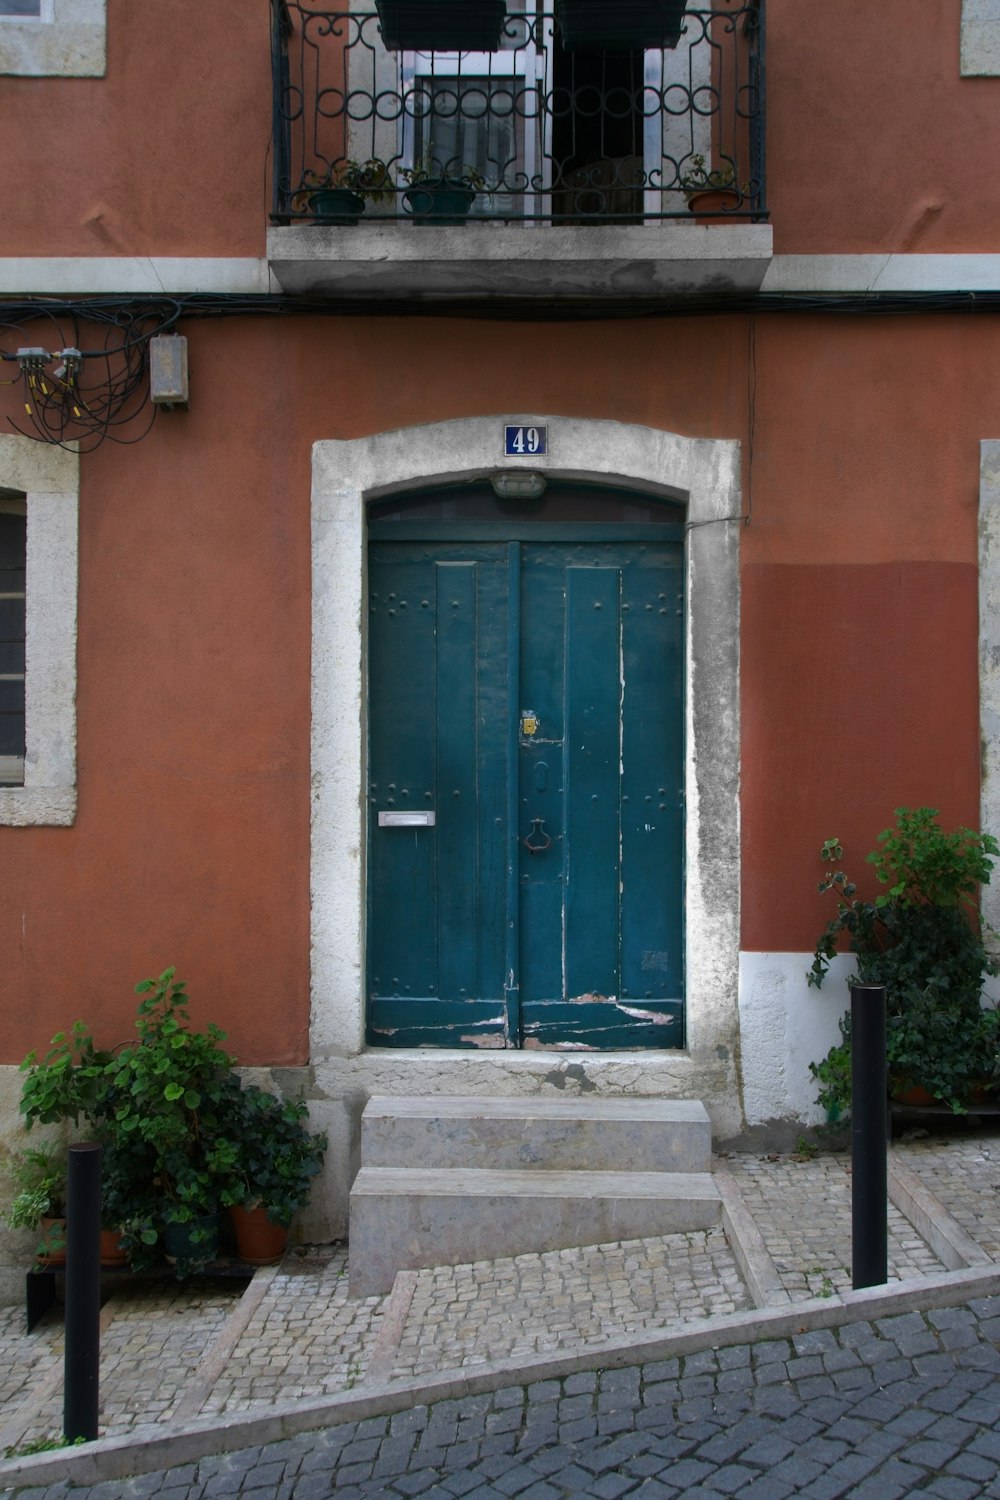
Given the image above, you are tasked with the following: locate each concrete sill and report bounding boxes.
[267,222,774,301]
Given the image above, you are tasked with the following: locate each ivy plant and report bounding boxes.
[807,808,1000,1116]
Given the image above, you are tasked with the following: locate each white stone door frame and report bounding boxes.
[311,416,743,1134]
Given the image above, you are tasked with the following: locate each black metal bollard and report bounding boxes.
[851,983,888,1290]
[64,1142,102,1443]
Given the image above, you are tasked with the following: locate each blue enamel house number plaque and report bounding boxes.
[504,424,547,457]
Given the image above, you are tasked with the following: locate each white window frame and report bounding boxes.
[0,435,78,826]
[0,0,105,78]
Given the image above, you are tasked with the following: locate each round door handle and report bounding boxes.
[522,817,552,855]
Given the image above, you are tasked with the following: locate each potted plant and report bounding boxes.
[294,158,395,225]
[807,808,1000,1117]
[17,1022,130,1262]
[401,147,485,225]
[222,1085,327,1264]
[99,968,244,1274]
[5,1145,68,1264]
[679,154,744,219]
[554,0,687,50]
[375,0,506,53]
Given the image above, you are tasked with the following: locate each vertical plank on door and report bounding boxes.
[563,566,622,1000]
[435,561,480,1002]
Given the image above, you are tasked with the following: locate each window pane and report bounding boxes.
[0,1,43,15]
[0,510,26,772]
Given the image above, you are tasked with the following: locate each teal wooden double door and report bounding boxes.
[367,522,684,1050]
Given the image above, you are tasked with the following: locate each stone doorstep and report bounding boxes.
[360,1094,712,1174]
[348,1167,720,1296]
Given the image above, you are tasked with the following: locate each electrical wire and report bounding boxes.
[0,287,998,451]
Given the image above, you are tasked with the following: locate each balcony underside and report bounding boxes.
[267,222,773,300]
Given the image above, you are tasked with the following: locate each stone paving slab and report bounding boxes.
[0,1139,998,1465]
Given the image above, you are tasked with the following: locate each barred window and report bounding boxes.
[0,496,26,786]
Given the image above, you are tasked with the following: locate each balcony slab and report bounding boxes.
[267,222,773,301]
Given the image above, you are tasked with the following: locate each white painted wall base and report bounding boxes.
[738,952,858,1129]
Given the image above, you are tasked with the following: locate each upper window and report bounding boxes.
[0,496,27,787]
[0,0,105,77]
[0,436,78,827]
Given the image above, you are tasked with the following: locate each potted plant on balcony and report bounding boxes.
[375,0,506,52]
[555,0,687,50]
[679,155,745,219]
[222,1085,327,1265]
[294,158,395,225]
[401,147,486,225]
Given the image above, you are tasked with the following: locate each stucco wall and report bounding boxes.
[0,1,999,259]
[0,308,995,1266]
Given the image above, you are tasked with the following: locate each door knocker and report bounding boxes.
[522,817,552,855]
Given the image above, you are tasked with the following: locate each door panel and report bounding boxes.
[367,543,510,1046]
[367,532,683,1049]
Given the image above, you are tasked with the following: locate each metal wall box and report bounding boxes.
[149,335,189,409]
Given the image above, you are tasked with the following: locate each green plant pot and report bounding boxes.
[306,188,365,225]
[375,0,506,52]
[162,1212,220,1264]
[403,180,476,225]
[554,0,687,50]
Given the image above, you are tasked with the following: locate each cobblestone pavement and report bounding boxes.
[897,1138,1000,1261]
[1,1136,999,1471]
[390,1226,750,1380]
[10,1296,1000,1498]
[720,1152,946,1301]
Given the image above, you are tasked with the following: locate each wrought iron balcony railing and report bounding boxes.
[270,0,766,227]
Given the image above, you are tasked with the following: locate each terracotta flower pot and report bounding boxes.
[686,187,742,223]
[230,1204,289,1266]
[891,1083,937,1107]
[100,1228,128,1266]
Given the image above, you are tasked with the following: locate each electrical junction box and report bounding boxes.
[149,335,189,409]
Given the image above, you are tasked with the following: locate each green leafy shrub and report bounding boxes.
[808,808,1000,1116]
[12,966,327,1275]
[222,1086,326,1227]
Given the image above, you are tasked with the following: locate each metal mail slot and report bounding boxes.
[378,811,436,827]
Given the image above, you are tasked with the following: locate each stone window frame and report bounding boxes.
[0,435,78,827]
[961,0,1000,75]
[310,416,743,1127]
[0,0,105,78]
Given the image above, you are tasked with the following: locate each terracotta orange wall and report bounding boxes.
[741,315,993,950]
[0,310,996,1061]
[3,0,1000,258]
[767,0,1000,253]
[0,1,269,257]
